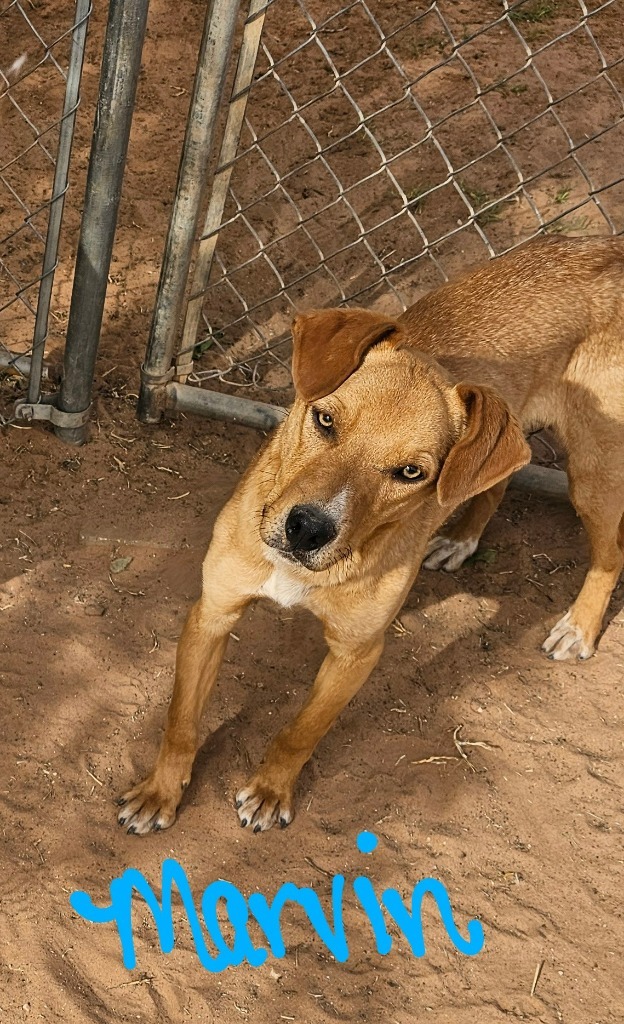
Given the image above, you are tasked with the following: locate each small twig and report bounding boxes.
[454,725,499,753]
[411,754,459,765]
[532,552,555,566]
[108,572,145,597]
[18,529,37,546]
[413,726,498,771]
[530,959,545,997]
[107,975,153,991]
[391,617,411,635]
[304,855,332,878]
[532,432,560,466]
[452,724,499,772]
[86,768,103,787]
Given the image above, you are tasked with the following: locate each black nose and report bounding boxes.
[284,504,337,553]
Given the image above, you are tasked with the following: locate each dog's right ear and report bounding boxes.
[437,383,531,507]
[291,308,400,402]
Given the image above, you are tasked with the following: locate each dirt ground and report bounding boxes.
[2,1,624,1023]
[2,365,624,1024]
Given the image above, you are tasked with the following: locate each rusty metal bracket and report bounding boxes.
[14,396,91,429]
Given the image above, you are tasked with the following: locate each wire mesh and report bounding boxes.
[175,0,624,407]
[0,0,90,422]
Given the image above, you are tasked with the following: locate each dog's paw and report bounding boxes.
[235,775,294,833]
[542,610,594,661]
[423,535,478,572]
[116,774,185,836]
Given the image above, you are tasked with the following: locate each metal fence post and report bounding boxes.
[54,0,150,445]
[26,0,91,409]
[137,0,241,424]
[175,0,269,381]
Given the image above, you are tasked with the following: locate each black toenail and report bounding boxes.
[235,799,242,809]
[253,823,261,833]
[127,825,137,834]
[116,797,127,806]
[153,823,161,831]
[118,816,127,825]
[279,817,289,829]
[240,818,248,827]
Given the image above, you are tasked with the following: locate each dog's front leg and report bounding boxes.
[117,534,253,835]
[236,630,385,833]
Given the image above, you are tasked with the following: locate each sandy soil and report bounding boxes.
[1,1,624,1022]
[2,374,624,1024]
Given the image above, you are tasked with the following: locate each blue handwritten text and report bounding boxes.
[69,831,484,971]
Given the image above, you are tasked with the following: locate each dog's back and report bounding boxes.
[398,236,624,428]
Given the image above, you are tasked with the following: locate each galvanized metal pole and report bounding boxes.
[509,464,569,501]
[55,0,150,444]
[175,0,269,381]
[137,0,241,423]
[166,380,287,431]
[27,0,91,407]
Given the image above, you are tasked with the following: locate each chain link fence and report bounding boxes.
[141,0,624,420]
[2,0,622,436]
[0,0,90,425]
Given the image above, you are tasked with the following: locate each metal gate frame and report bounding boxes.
[137,0,284,432]
[135,0,623,467]
[137,0,268,427]
[1,0,90,427]
[5,0,150,445]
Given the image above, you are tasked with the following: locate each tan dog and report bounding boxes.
[118,235,624,835]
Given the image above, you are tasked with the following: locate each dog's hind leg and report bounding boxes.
[543,472,624,661]
[423,476,510,572]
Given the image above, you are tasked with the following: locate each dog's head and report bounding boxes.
[260,308,530,572]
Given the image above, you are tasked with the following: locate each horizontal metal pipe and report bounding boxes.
[166,381,287,432]
[0,351,48,378]
[167,384,570,499]
[510,464,569,501]
[164,386,571,502]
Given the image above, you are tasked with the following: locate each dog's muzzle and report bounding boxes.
[284,504,337,554]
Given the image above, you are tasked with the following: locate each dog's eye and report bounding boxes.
[314,409,334,431]
[397,464,425,481]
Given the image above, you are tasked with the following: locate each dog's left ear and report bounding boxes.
[291,308,401,402]
[437,384,531,507]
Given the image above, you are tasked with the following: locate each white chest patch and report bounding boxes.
[258,567,310,608]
